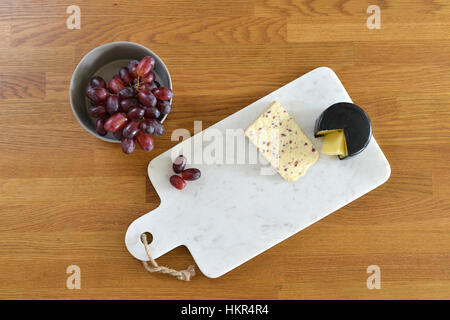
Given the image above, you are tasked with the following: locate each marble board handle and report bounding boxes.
[125,204,184,262]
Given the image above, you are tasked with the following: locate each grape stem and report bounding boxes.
[134,76,142,92]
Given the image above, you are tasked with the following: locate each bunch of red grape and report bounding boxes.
[85,56,173,154]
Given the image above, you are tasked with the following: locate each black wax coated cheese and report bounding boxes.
[314,102,372,159]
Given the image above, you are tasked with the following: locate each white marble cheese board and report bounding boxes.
[125,67,391,278]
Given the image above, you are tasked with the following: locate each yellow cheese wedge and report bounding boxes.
[245,101,319,182]
[320,129,348,157]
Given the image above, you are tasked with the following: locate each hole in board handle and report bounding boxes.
[140,232,153,245]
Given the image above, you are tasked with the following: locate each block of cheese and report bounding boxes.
[321,129,348,157]
[245,101,319,182]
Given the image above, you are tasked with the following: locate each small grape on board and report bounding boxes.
[169,156,201,190]
[170,175,186,190]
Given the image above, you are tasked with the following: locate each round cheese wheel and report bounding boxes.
[314,102,372,159]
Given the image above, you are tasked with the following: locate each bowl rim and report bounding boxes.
[69,41,173,143]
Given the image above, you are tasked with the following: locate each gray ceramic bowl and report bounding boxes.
[69,41,172,143]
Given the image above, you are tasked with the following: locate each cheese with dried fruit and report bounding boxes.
[245,101,319,181]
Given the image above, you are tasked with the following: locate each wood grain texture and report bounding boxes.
[0,0,449,299]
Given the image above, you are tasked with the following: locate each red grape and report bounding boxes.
[136,56,155,77]
[169,175,186,190]
[90,76,106,88]
[104,112,128,133]
[95,118,107,136]
[106,95,119,115]
[127,107,144,121]
[137,90,157,107]
[136,132,154,152]
[153,87,173,101]
[156,100,171,115]
[139,119,155,135]
[118,86,134,99]
[144,106,160,119]
[84,86,98,103]
[86,86,108,103]
[89,105,107,118]
[90,100,105,107]
[121,137,136,154]
[113,128,123,140]
[128,60,139,78]
[142,72,155,84]
[151,119,165,136]
[122,121,140,139]
[119,67,132,84]
[108,75,124,94]
[120,98,139,112]
[181,168,201,181]
[172,155,187,173]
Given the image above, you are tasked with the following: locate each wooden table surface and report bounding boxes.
[0,0,449,300]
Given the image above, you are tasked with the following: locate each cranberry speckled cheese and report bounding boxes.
[245,101,319,181]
